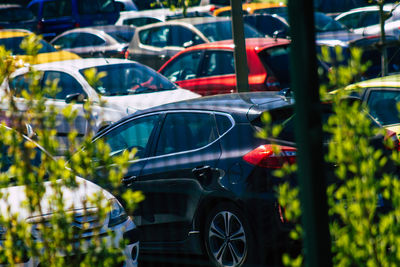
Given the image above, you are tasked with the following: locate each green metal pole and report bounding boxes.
[287,0,332,266]
[230,0,249,93]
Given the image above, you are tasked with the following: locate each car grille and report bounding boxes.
[28,208,106,242]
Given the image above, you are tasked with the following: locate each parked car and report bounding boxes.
[86,92,392,267]
[27,0,121,40]
[158,38,291,95]
[334,4,394,30]
[340,74,400,135]
[4,58,199,154]
[125,17,263,69]
[334,4,400,39]
[213,2,287,17]
[0,126,140,266]
[50,25,136,58]
[0,30,80,65]
[317,35,400,80]
[243,14,290,38]
[0,4,38,32]
[115,6,214,27]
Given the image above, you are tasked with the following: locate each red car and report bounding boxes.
[158,38,291,96]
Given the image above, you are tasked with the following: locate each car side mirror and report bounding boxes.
[65,93,86,104]
[25,124,36,139]
[272,30,287,40]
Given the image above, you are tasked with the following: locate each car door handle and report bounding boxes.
[122,175,137,186]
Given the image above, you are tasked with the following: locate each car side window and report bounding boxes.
[42,0,72,19]
[10,74,34,96]
[155,112,217,156]
[28,3,40,16]
[43,71,87,100]
[140,26,170,47]
[367,90,400,126]
[337,13,361,29]
[169,26,204,47]
[359,11,380,28]
[52,33,80,49]
[102,115,159,158]
[160,51,203,82]
[201,51,235,77]
[74,33,106,47]
[215,114,233,136]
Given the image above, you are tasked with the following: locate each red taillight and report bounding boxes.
[266,76,280,91]
[243,144,296,168]
[209,5,216,12]
[74,22,80,28]
[384,129,400,151]
[124,49,129,59]
[278,204,286,223]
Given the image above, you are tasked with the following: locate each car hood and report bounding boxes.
[0,176,113,221]
[102,88,201,114]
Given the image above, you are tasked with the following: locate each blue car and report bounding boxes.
[28,0,120,39]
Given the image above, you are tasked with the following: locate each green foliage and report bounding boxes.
[259,40,400,266]
[0,34,142,265]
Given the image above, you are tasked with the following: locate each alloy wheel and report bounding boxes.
[207,211,247,267]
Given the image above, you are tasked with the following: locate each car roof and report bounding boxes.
[214,2,286,15]
[345,74,400,90]
[32,58,135,70]
[0,31,30,39]
[180,37,290,52]
[154,16,230,26]
[126,92,293,123]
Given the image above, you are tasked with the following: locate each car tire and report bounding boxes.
[203,202,257,267]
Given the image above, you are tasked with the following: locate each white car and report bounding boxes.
[0,127,139,266]
[4,58,200,153]
[115,5,215,27]
[335,4,400,39]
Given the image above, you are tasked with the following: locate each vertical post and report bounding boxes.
[230,0,249,93]
[287,0,332,267]
[378,1,388,77]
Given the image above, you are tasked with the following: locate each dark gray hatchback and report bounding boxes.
[87,92,392,267]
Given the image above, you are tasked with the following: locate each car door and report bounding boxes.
[41,71,90,153]
[186,50,237,96]
[130,111,222,243]
[39,0,75,38]
[9,71,89,155]
[132,26,172,69]
[97,113,161,213]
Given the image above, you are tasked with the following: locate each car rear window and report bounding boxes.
[106,29,135,43]
[0,37,55,55]
[194,21,263,42]
[0,7,35,22]
[258,45,291,88]
[366,90,400,126]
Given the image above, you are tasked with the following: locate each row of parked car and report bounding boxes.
[2,1,400,267]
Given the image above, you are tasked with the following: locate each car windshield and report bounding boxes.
[0,37,56,55]
[367,90,400,126]
[80,63,177,96]
[0,7,35,22]
[258,45,291,88]
[315,12,347,32]
[194,20,263,42]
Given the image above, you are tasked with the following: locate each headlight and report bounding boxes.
[108,199,128,227]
